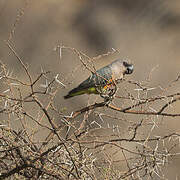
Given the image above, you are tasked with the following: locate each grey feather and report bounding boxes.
[77,64,112,90]
[64,59,133,99]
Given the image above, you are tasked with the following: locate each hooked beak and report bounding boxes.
[123,61,134,74]
[126,64,133,74]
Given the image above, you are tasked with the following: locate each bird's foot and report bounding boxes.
[100,94,114,105]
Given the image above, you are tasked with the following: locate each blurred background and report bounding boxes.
[1,0,180,178]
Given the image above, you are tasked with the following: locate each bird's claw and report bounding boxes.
[100,93,114,105]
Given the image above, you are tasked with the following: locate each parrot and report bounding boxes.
[64,59,134,99]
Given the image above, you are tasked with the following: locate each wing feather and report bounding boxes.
[77,65,112,91]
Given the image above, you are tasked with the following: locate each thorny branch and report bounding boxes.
[0,45,180,179]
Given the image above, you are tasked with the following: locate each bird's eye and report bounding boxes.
[123,61,129,67]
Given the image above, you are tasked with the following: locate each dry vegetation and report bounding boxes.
[0,41,180,179]
[1,1,180,180]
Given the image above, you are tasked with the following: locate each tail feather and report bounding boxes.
[64,86,98,99]
[64,87,86,99]
[64,94,73,99]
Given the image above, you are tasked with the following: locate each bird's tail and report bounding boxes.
[64,88,86,99]
[64,86,98,99]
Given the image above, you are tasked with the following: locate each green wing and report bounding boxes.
[64,65,112,99]
[78,65,112,89]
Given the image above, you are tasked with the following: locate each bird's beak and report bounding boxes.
[126,64,134,74]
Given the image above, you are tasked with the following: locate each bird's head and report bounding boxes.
[111,59,134,81]
[123,61,134,75]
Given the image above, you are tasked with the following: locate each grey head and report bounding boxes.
[110,59,134,81]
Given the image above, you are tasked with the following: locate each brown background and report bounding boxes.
[1,0,180,179]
